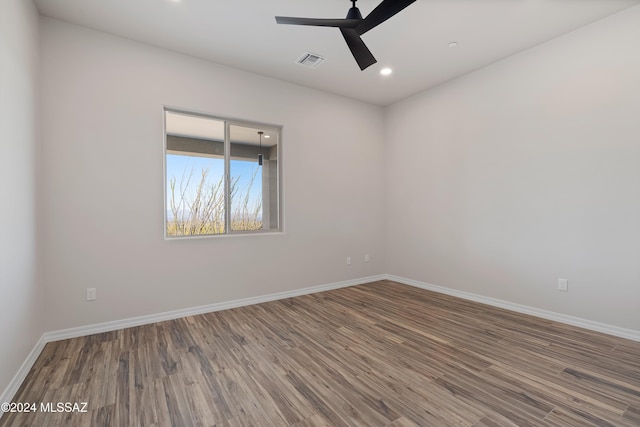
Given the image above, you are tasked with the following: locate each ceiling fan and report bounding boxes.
[275,0,416,71]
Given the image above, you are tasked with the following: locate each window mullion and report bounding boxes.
[224,121,231,234]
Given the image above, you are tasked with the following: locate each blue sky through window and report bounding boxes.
[166,154,262,219]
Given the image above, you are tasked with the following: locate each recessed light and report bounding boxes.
[264,135,270,139]
[448,42,458,48]
[380,68,392,76]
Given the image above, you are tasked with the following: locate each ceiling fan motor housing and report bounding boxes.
[346,6,363,20]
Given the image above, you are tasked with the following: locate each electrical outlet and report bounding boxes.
[87,288,97,301]
[558,278,568,292]
[346,257,351,265]
[364,254,370,263]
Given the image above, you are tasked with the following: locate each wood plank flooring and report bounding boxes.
[2,280,640,426]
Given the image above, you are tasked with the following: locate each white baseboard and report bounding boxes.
[43,275,386,343]
[385,274,640,342]
[0,336,47,412]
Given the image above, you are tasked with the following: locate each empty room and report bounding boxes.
[1,0,639,425]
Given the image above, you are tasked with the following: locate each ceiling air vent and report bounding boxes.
[296,52,326,69]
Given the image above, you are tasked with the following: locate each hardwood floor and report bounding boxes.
[2,280,640,426]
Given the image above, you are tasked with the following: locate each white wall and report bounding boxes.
[40,18,386,331]
[385,6,640,331]
[0,0,43,398]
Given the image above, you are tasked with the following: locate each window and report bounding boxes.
[164,108,281,237]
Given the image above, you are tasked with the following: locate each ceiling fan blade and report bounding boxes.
[275,16,361,28]
[356,0,416,35]
[340,28,377,70]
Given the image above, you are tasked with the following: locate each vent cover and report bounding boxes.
[296,52,326,68]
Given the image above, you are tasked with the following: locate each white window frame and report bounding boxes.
[163,106,283,239]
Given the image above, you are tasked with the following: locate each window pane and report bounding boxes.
[229,124,279,231]
[229,125,261,231]
[165,112,226,236]
[230,158,262,231]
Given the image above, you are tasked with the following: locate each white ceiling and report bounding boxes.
[35,0,640,106]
